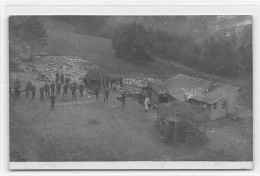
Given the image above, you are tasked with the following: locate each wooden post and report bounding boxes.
[173,121,177,144]
[204,120,207,137]
[104,75,106,89]
[100,72,103,90]
[203,105,207,137]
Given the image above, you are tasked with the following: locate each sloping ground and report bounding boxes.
[9,17,252,162]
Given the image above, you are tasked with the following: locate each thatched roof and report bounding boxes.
[85,68,111,81]
[157,101,210,127]
[85,69,102,80]
[109,73,123,80]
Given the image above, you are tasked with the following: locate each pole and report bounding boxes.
[203,105,207,137]
[100,72,103,90]
[204,120,207,137]
[173,121,177,144]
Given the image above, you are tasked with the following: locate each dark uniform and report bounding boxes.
[63,84,68,97]
[26,81,32,96]
[65,77,70,85]
[60,73,64,84]
[14,79,21,100]
[55,73,59,83]
[56,82,61,96]
[24,86,30,98]
[50,83,55,95]
[39,87,44,101]
[44,83,50,97]
[50,95,56,110]
[94,87,99,100]
[31,84,36,99]
[79,83,84,97]
[104,88,109,102]
[121,91,126,107]
[71,85,76,100]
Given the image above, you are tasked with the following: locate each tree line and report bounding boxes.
[112,22,252,77]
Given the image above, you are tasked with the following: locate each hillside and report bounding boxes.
[51,16,252,43]
[41,17,252,108]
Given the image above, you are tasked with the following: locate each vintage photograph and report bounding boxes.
[9,16,253,164]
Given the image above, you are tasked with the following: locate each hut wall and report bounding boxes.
[209,90,238,120]
[151,90,160,104]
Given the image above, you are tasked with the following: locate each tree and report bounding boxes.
[112,23,151,63]
[20,16,47,60]
[200,36,239,76]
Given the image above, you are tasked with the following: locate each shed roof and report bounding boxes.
[157,101,210,127]
[150,74,239,104]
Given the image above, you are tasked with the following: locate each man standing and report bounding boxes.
[63,83,68,97]
[71,83,76,100]
[94,86,99,100]
[65,77,70,85]
[144,96,150,112]
[44,82,50,97]
[31,84,36,100]
[39,86,44,101]
[79,82,84,97]
[56,82,61,96]
[121,91,126,107]
[104,87,109,102]
[24,84,30,98]
[50,94,56,110]
[50,82,55,95]
[55,72,59,83]
[27,81,32,96]
[14,78,21,100]
[60,73,64,84]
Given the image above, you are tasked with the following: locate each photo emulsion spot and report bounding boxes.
[8,15,253,169]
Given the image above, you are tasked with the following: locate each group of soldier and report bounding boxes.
[11,72,128,110]
[11,72,85,110]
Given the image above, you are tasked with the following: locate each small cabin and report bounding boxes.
[156,101,210,144]
[149,74,240,120]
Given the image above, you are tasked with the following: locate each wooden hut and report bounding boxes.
[156,101,210,144]
[150,74,240,120]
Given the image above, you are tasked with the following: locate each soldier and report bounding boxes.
[104,87,109,102]
[55,72,59,83]
[94,86,99,100]
[31,84,36,100]
[65,77,70,85]
[44,82,50,97]
[39,86,44,101]
[56,82,61,96]
[71,83,76,100]
[121,91,126,107]
[50,82,55,95]
[79,82,84,97]
[14,78,21,100]
[50,94,56,110]
[15,88,20,100]
[63,83,68,97]
[26,81,33,96]
[24,84,30,98]
[60,73,64,84]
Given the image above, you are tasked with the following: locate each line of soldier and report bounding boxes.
[11,76,84,108]
[11,76,126,109]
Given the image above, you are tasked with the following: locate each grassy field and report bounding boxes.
[9,17,253,162]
